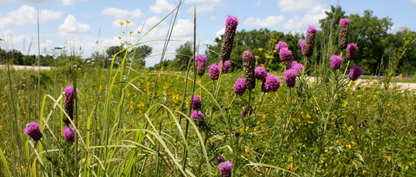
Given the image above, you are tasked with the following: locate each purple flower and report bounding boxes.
[192,95,201,110]
[275,41,288,51]
[339,18,350,28]
[255,66,267,81]
[63,127,75,142]
[279,48,292,62]
[349,66,363,81]
[330,55,343,70]
[218,60,232,73]
[215,156,225,164]
[233,78,246,96]
[264,74,281,92]
[288,61,304,73]
[346,43,357,60]
[307,26,317,37]
[242,50,254,63]
[195,54,207,76]
[191,110,205,127]
[225,16,238,36]
[284,69,297,88]
[64,85,75,125]
[24,122,43,142]
[300,40,306,56]
[242,50,256,90]
[240,106,253,118]
[218,161,233,177]
[208,64,220,80]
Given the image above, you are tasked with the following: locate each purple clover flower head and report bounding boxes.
[242,50,254,63]
[275,41,288,51]
[24,122,43,142]
[300,40,306,56]
[240,106,253,118]
[233,78,246,96]
[215,156,225,164]
[218,161,233,177]
[264,73,281,92]
[192,95,201,110]
[288,61,304,73]
[279,48,292,62]
[330,55,343,70]
[255,66,267,81]
[225,16,239,36]
[307,26,317,37]
[195,54,207,76]
[191,110,205,127]
[218,60,232,73]
[64,85,75,105]
[208,64,220,80]
[339,18,350,28]
[349,65,363,81]
[284,69,297,88]
[63,127,75,142]
[346,43,357,60]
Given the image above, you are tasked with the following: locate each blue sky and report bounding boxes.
[1,0,416,67]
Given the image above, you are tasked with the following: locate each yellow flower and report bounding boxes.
[271,56,275,59]
[349,125,354,131]
[125,19,131,24]
[273,49,277,53]
[255,55,260,59]
[265,55,270,58]
[386,156,391,162]
[346,144,352,149]
[137,102,144,108]
[258,48,263,51]
[342,100,348,107]
[130,31,134,34]
[363,170,367,174]
[118,36,122,39]
[137,31,141,34]
[0,125,2,131]
[119,21,124,25]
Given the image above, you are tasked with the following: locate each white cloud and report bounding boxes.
[255,0,261,6]
[0,5,63,29]
[216,27,225,39]
[144,16,166,27]
[283,8,327,31]
[173,19,193,37]
[244,16,285,27]
[0,0,53,3]
[150,0,175,14]
[278,0,325,13]
[186,0,227,14]
[58,15,92,36]
[409,0,416,5]
[102,7,145,19]
[62,0,86,6]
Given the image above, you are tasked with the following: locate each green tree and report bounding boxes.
[130,45,152,67]
[173,41,193,70]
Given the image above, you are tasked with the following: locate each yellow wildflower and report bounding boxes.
[273,49,277,53]
[346,144,352,149]
[386,156,391,162]
[118,36,122,39]
[258,48,263,51]
[0,125,2,131]
[255,55,260,59]
[125,19,131,24]
[119,21,124,25]
[265,55,270,58]
[349,125,354,131]
[130,31,134,34]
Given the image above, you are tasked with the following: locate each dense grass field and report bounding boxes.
[1,60,416,176]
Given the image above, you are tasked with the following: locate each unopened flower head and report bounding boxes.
[255,66,267,81]
[279,48,292,62]
[349,65,363,81]
[240,106,253,118]
[218,161,233,177]
[288,61,304,73]
[195,54,207,76]
[330,55,343,70]
[300,40,306,56]
[24,122,43,142]
[233,78,247,96]
[63,127,75,142]
[192,95,201,110]
[275,41,288,51]
[346,43,358,60]
[339,18,350,49]
[284,69,297,88]
[304,26,317,57]
[216,156,226,164]
[242,50,256,90]
[264,73,281,92]
[208,64,220,80]
[191,110,205,127]
[220,16,238,61]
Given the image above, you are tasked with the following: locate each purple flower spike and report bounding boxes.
[63,127,76,142]
[330,55,343,70]
[208,64,220,80]
[255,66,267,81]
[225,16,239,36]
[349,65,363,81]
[300,40,306,56]
[220,16,239,61]
[264,73,281,92]
[233,78,246,96]
[218,161,233,177]
[215,156,225,164]
[64,85,75,125]
[346,43,357,60]
[191,110,205,127]
[218,60,232,73]
[284,69,297,88]
[242,50,256,90]
[275,41,288,51]
[307,26,317,37]
[339,18,350,28]
[24,122,43,142]
[279,48,292,62]
[195,54,207,76]
[192,95,201,110]
[304,26,317,57]
[288,61,304,73]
